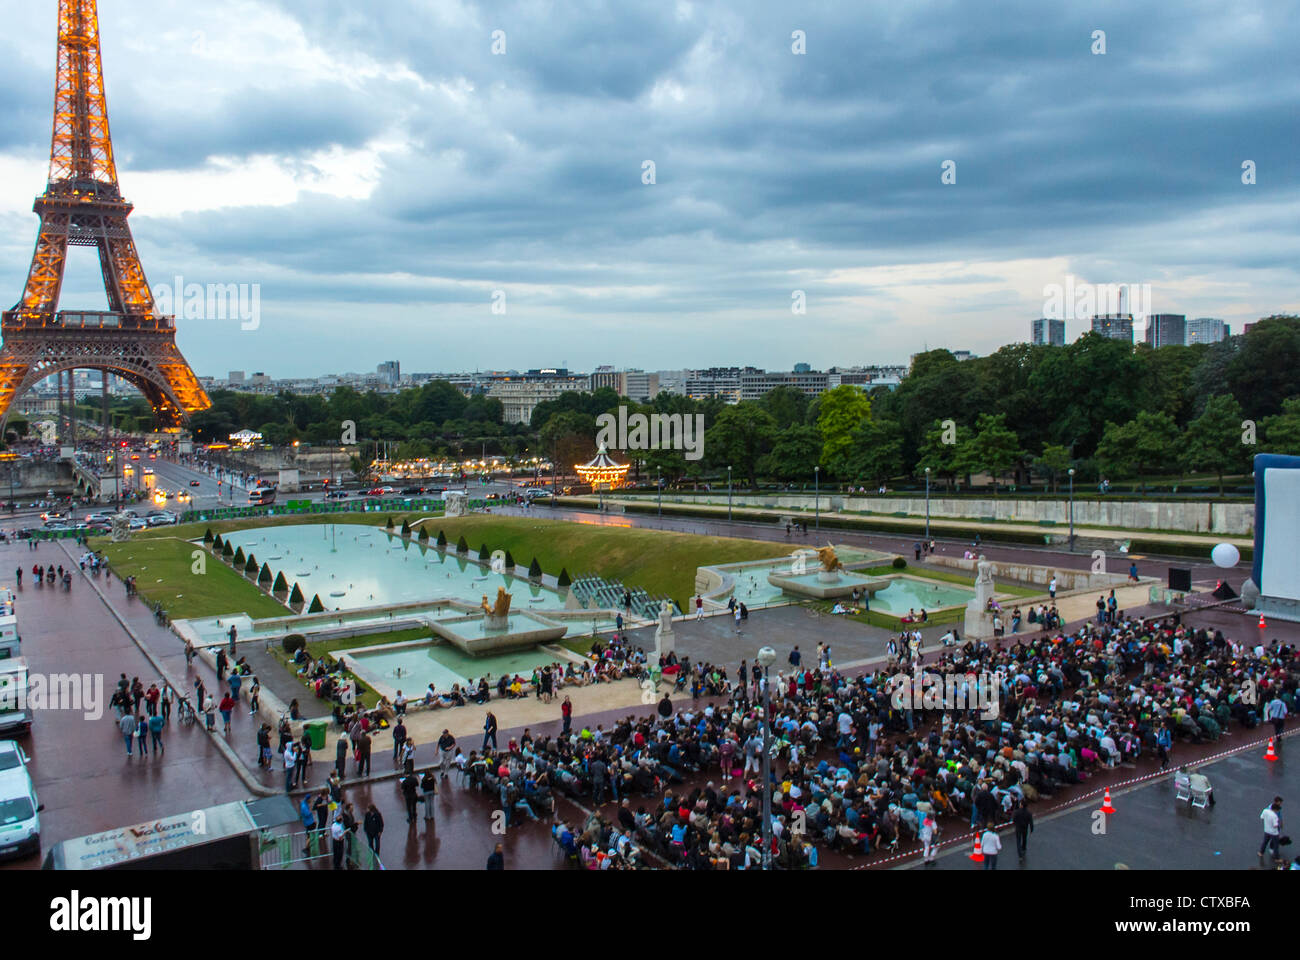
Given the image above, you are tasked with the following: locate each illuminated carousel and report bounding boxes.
[575,444,630,490]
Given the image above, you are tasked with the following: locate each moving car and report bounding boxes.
[324,490,349,500]
[189,480,201,487]
[367,486,395,496]
[146,512,177,527]
[0,740,43,860]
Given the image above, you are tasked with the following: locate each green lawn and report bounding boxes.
[96,536,290,620]
[425,515,791,607]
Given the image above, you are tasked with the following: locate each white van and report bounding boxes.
[0,740,42,860]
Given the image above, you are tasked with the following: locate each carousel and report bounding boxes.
[575,444,630,490]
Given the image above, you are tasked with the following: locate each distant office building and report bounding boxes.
[738,370,831,402]
[1186,317,1229,344]
[793,362,811,373]
[1091,314,1134,342]
[590,366,620,392]
[486,369,590,424]
[683,367,760,404]
[1031,318,1066,346]
[1144,314,1186,349]
[377,360,400,385]
[620,370,659,402]
[228,370,245,384]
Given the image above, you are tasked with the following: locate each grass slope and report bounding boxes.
[97,537,288,620]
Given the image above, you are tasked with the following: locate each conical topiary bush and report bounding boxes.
[273,571,289,595]
[478,543,490,563]
[401,519,412,538]
[212,533,224,552]
[436,530,447,548]
[222,540,234,561]
[203,528,214,545]
[528,557,542,581]
[289,583,305,608]
[308,593,325,614]
[456,535,468,554]
[244,553,258,577]
[557,567,571,589]
[418,526,429,543]
[258,563,273,587]
[385,516,394,531]
[504,550,516,570]
[232,546,246,567]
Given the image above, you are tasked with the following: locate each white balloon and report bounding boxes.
[1211,543,1240,568]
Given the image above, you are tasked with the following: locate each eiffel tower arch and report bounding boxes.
[0,0,210,439]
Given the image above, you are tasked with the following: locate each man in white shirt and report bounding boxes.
[330,816,347,869]
[1260,797,1284,863]
[980,826,1002,870]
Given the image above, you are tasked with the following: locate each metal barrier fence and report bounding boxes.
[181,497,467,525]
[258,828,384,870]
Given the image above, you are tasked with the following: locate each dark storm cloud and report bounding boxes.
[1,0,1297,375]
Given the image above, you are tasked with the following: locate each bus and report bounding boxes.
[248,486,277,506]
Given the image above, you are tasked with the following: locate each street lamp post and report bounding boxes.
[1068,468,1076,552]
[925,467,931,541]
[727,466,732,523]
[657,466,662,519]
[814,465,820,532]
[757,645,776,869]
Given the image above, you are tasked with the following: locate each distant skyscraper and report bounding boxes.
[1145,314,1186,349]
[1031,318,1065,346]
[377,360,400,385]
[1186,318,1229,344]
[1091,314,1134,342]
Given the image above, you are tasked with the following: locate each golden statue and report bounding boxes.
[481,588,512,618]
[817,545,843,573]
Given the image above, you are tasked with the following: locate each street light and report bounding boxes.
[925,467,931,541]
[657,466,662,519]
[756,645,776,870]
[727,465,732,523]
[814,465,820,532]
[1068,467,1076,552]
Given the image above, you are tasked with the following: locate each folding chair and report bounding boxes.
[1173,772,1192,803]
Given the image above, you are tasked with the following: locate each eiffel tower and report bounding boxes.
[0,0,210,437]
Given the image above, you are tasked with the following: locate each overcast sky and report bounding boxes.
[1,0,1296,378]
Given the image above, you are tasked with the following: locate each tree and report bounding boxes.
[814,386,872,477]
[456,535,469,554]
[914,420,963,491]
[232,546,245,567]
[557,567,571,588]
[418,525,429,543]
[258,563,273,586]
[289,583,305,607]
[1262,397,1300,456]
[761,424,823,482]
[244,553,258,577]
[760,385,811,429]
[212,534,224,551]
[203,528,214,544]
[1096,410,1178,493]
[845,417,903,487]
[436,530,447,548]
[400,519,412,538]
[1225,316,1300,418]
[308,594,325,614]
[385,516,394,531]
[704,403,776,488]
[1034,443,1072,493]
[273,571,289,595]
[528,557,543,580]
[478,543,491,563]
[962,414,1023,493]
[221,539,233,560]
[504,550,516,569]
[1182,394,1248,494]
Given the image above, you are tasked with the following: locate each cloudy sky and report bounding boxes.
[1,0,1296,378]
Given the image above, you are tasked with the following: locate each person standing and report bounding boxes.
[330,815,346,869]
[400,771,420,825]
[257,723,272,768]
[298,795,317,856]
[247,677,260,715]
[284,742,298,793]
[228,669,242,701]
[215,647,228,684]
[218,692,236,735]
[1156,724,1173,771]
[392,717,408,766]
[136,714,150,757]
[357,729,372,777]
[486,842,504,870]
[788,646,801,668]
[695,595,704,620]
[483,711,498,751]
[1012,800,1034,859]
[1266,694,1288,742]
[421,768,438,821]
[980,826,1002,870]
[119,711,136,758]
[335,734,349,779]
[148,711,165,754]
[561,697,573,736]
[919,814,939,865]
[1260,797,1284,864]
[437,729,457,777]
[160,684,173,724]
[363,803,384,855]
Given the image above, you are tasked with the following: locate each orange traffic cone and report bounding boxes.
[1259,614,1268,629]
[1100,788,1116,815]
[1265,738,1278,763]
[969,836,984,862]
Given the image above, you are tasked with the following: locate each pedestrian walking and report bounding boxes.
[247,677,260,715]
[1260,797,1284,864]
[1156,724,1172,770]
[119,711,136,757]
[363,803,384,855]
[437,729,456,777]
[331,816,346,869]
[400,771,420,824]
[202,694,216,731]
[284,742,298,793]
[561,697,573,736]
[136,715,149,757]
[980,826,1002,870]
[148,712,165,754]
[356,729,372,777]
[421,768,438,821]
[483,711,498,751]
[1013,800,1034,858]
[920,814,939,864]
[218,692,235,734]
[392,717,407,765]
[160,684,172,724]
[1266,694,1288,741]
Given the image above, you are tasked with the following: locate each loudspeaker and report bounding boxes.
[1168,567,1192,592]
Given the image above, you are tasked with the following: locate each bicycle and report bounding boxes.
[177,696,197,726]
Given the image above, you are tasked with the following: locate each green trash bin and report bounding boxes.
[304,720,327,751]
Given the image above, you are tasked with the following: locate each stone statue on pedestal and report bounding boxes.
[964,554,997,639]
[654,599,675,658]
[110,513,131,542]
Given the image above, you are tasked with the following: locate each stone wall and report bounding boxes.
[926,555,1138,592]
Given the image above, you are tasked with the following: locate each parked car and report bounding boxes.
[189,480,201,487]
[324,491,349,500]
[400,486,423,495]
[0,740,42,861]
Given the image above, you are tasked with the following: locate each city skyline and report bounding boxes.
[1,0,1297,378]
